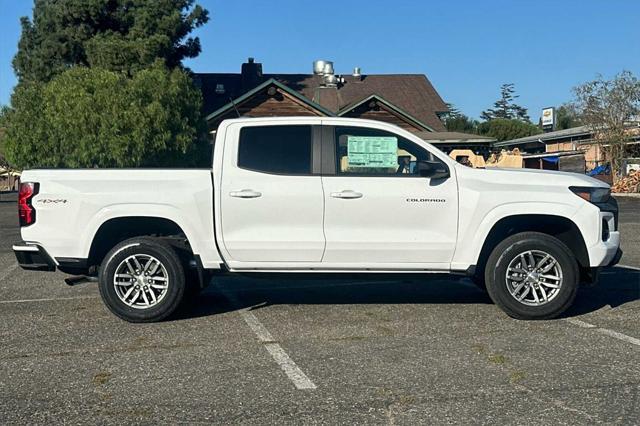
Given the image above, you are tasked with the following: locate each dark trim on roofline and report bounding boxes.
[204,78,336,122]
[337,94,436,132]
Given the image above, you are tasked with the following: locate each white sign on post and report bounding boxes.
[542,107,554,128]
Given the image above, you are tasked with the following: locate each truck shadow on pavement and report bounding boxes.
[563,266,640,317]
[175,274,493,320]
[175,266,639,320]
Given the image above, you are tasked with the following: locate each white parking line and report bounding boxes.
[223,291,316,390]
[0,263,18,283]
[564,318,596,329]
[596,328,640,346]
[565,318,640,346]
[0,295,99,304]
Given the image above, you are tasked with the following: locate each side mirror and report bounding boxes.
[418,161,450,179]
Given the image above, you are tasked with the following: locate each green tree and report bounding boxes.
[2,0,210,169]
[442,104,480,133]
[481,83,531,122]
[3,64,207,168]
[554,104,583,130]
[477,118,542,142]
[573,70,640,181]
[13,0,209,82]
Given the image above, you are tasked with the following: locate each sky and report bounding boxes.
[0,0,639,122]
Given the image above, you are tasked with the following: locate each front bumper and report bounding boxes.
[586,198,621,267]
[588,230,621,267]
[13,243,56,271]
[607,248,623,267]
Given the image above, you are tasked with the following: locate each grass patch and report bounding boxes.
[487,354,507,364]
[93,371,112,385]
[510,371,526,383]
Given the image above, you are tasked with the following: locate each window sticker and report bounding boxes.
[347,136,398,168]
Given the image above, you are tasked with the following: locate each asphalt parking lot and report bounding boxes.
[0,192,638,424]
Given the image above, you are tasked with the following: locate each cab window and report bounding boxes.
[238,125,312,175]
[334,126,436,176]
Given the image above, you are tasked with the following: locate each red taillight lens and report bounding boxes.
[18,182,39,227]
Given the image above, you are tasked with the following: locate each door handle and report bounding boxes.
[330,190,363,199]
[229,189,262,198]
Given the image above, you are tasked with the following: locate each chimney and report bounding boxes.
[311,59,340,112]
[241,57,263,91]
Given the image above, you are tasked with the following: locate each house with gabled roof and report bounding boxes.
[194,58,450,135]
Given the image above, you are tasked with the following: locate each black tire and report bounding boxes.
[98,237,186,323]
[485,232,579,320]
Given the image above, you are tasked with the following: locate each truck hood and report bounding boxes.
[457,165,610,189]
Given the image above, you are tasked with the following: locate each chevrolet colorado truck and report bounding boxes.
[13,117,621,322]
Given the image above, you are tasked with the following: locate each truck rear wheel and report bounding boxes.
[485,232,579,320]
[98,237,186,323]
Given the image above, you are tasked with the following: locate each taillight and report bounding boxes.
[18,182,39,227]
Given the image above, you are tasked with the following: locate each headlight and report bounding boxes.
[569,186,611,203]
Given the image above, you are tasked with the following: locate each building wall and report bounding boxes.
[544,137,605,171]
[207,85,434,136]
[545,141,574,152]
[341,102,425,133]
[208,87,323,130]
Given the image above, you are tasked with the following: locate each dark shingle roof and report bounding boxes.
[195,72,448,131]
[414,131,496,144]
[493,125,592,147]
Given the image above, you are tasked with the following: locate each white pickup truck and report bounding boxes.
[13,117,621,322]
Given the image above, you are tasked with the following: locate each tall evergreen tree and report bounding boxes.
[481,83,531,122]
[3,0,211,169]
[442,103,479,133]
[13,0,209,82]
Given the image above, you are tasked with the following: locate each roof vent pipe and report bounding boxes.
[313,60,333,75]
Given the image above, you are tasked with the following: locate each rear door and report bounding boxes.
[219,122,325,263]
[320,122,458,267]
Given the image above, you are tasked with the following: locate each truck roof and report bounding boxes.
[216,116,404,129]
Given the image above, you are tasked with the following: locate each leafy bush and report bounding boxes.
[477,118,542,142]
[2,63,209,168]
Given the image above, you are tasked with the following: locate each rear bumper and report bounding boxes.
[13,243,56,271]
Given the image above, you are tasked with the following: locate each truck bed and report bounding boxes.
[18,169,222,268]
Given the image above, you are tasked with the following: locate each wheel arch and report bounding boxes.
[474,214,589,276]
[88,216,192,270]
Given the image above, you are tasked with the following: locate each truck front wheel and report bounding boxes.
[485,232,579,320]
[98,237,186,323]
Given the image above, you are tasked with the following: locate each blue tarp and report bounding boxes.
[588,164,611,176]
[542,156,559,164]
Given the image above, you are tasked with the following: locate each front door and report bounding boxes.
[220,123,325,263]
[320,123,458,267]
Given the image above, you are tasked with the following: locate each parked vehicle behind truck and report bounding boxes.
[13,117,621,322]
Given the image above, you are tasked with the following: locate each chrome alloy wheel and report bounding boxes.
[505,250,563,307]
[113,254,169,309]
